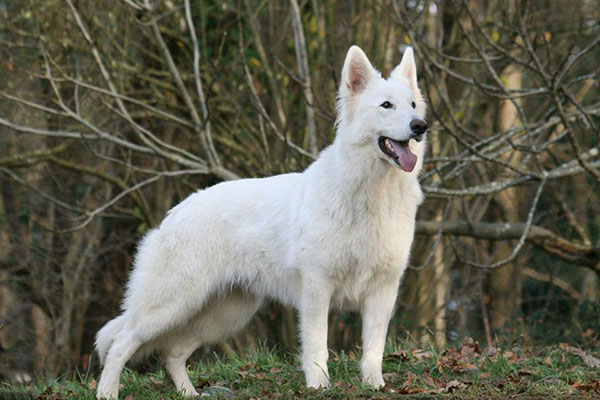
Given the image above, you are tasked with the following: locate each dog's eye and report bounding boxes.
[380,101,393,109]
[411,101,416,109]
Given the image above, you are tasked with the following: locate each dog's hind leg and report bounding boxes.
[161,289,262,396]
[165,352,198,396]
[96,297,203,399]
[96,329,141,399]
[162,335,200,397]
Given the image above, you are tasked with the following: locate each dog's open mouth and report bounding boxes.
[378,136,417,172]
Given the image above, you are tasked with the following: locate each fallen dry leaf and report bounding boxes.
[385,349,409,361]
[333,381,352,389]
[582,328,595,338]
[249,371,267,379]
[397,384,423,394]
[422,372,438,387]
[238,362,253,372]
[382,380,395,392]
[462,337,482,354]
[382,372,399,381]
[562,344,600,368]
[559,342,568,351]
[484,346,497,357]
[148,376,164,389]
[394,371,423,394]
[493,379,507,389]
[38,386,64,400]
[445,379,465,392]
[197,375,209,388]
[572,380,600,394]
[406,371,419,382]
[412,349,434,360]
[437,347,479,374]
[426,379,469,394]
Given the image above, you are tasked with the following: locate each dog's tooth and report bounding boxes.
[386,140,394,152]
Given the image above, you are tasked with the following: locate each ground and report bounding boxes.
[2,338,599,399]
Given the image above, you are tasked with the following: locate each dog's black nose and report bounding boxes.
[410,119,428,136]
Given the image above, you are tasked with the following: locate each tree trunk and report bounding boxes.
[486,56,523,332]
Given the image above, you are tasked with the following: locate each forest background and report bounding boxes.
[0,0,598,387]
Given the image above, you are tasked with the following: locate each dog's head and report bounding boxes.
[336,46,427,174]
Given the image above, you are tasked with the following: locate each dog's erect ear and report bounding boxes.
[340,46,375,96]
[391,47,426,118]
[390,47,417,86]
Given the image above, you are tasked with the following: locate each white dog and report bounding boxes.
[95,45,427,399]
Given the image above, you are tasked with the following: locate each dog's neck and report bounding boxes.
[308,138,423,222]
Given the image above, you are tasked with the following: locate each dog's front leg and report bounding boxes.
[299,278,332,388]
[360,281,399,388]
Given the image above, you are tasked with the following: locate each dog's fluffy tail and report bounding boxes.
[95,315,126,366]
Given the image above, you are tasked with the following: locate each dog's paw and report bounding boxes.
[362,373,385,388]
[305,367,330,389]
[96,390,118,400]
[361,363,384,389]
[361,359,385,389]
[306,378,330,389]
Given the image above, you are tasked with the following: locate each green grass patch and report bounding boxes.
[2,339,598,399]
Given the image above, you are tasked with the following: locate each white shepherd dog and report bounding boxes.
[95,45,428,399]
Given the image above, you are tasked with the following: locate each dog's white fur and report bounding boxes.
[95,45,427,399]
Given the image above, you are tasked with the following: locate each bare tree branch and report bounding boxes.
[416,220,600,272]
[290,0,318,156]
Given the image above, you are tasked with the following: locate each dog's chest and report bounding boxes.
[349,187,417,259]
[327,195,417,308]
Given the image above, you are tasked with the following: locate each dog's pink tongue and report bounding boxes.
[391,141,417,172]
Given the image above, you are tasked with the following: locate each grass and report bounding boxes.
[2,339,599,399]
